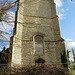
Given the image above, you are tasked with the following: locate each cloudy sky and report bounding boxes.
[0,0,75,61]
[54,0,75,61]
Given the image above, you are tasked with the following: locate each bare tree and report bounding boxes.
[0,0,18,22]
[0,0,18,50]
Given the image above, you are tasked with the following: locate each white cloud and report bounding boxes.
[2,11,15,31]
[6,45,9,49]
[62,37,73,42]
[69,52,74,61]
[66,39,73,41]
[67,42,75,49]
[54,0,66,20]
[0,11,15,42]
[54,0,63,8]
[1,32,10,40]
[60,8,64,12]
[66,42,75,61]
[64,37,75,61]
[58,13,64,19]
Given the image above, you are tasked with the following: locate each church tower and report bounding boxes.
[10,0,67,68]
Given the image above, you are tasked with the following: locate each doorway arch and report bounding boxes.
[35,58,45,64]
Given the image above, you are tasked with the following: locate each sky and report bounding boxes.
[0,0,75,61]
[54,0,75,61]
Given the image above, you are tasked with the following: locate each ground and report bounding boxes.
[0,64,70,75]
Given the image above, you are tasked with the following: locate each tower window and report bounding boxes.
[34,35,44,55]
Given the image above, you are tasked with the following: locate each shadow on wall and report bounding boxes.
[61,50,68,68]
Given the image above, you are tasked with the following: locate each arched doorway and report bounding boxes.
[35,58,45,65]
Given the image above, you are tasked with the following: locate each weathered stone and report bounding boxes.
[10,0,67,68]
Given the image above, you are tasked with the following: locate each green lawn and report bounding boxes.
[72,70,75,75]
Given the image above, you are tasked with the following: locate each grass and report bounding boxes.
[70,65,75,75]
[72,70,75,75]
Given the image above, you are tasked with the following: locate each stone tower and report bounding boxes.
[10,0,67,68]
